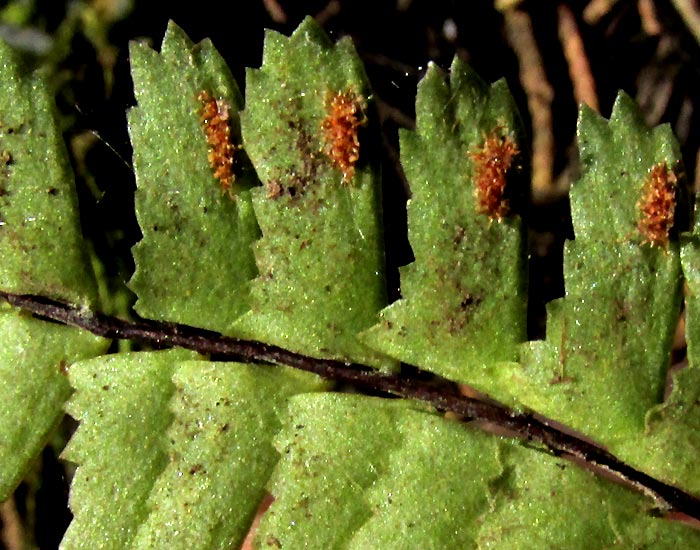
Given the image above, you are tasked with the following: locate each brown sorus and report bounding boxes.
[637,161,677,247]
[469,130,519,221]
[321,89,367,183]
[198,90,236,194]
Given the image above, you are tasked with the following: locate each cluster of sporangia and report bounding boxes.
[196,85,676,246]
[196,81,524,223]
[198,87,367,193]
[198,90,236,194]
[637,161,677,247]
[466,130,679,243]
[469,130,519,221]
[196,85,519,222]
[320,89,367,183]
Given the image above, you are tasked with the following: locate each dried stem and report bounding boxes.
[1,499,25,550]
[262,0,287,23]
[638,0,662,36]
[583,0,621,24]
[558,4,599,112]
[1,289,700,520]
[504,8,555,198]
[671,0,700,42]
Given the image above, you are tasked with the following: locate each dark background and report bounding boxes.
[1,0,699,547]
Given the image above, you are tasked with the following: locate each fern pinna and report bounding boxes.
[0,17,699,549]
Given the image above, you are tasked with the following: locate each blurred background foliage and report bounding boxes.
[1,0,700,547]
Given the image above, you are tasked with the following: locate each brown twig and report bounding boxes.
[241,492,275,549]
[636,36,678,127]
[671,0,700,42]
[1,498,25,550]
[314,0,341,25]
[262,0,287,23]
[558,4,599,112]
[2,289,700,521]
[583,0,621,24]
[504,8,555,198]
[495,0,524,12]
[638,0,662,36]
[375,96,416,130]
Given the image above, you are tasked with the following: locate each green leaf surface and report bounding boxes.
[361,58,528,387]
[0,16,694,546]
[254,394,501,548]
[131,362,325,549]
[515,93,684,454]
[0,39,108,499]
[62,350,198,549]
[235,17,391,368]
[616,236,700,495]
[346,407,502,548]
[0,309,106,499]
[128,21,259,334]
[256,394,700,547]
[254,394,410,548]
[0,39,97,304]
[477,441,700,548]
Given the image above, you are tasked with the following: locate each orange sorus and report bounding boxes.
[198,90,236,195]
[637,161,677,247]
[321,89,367,183]
[468,129,519,221]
